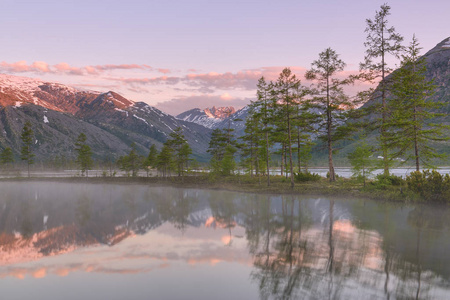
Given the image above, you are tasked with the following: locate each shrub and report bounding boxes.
[295,172,321,182]
[406,170,450,202]
[375,174,404,186]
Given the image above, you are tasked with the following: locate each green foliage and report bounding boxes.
[406,170,450,202]
[385,36,448,170]
[374,173,404,187]
[75,133,93,176]
[118,144,143,177]
[165,127,192,177]
[220,145,237,176]
[306,48,356,182]
[0,147,14,165]
[156,144,174,177]
[360,3,404,176]
[294,172,321,182]
[208,128,238,176]
[143,144,158,176]
[347,140,376,186]
[21,121,35,177]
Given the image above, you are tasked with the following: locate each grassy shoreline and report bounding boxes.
[0,174,422,203]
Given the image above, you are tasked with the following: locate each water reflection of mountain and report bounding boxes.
[0,183,210,263]
[1,182,450,299]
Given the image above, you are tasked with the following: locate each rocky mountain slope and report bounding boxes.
[0,74,211,161]
[176,106,235,129]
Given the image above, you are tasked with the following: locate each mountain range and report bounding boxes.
[0,74,211,161]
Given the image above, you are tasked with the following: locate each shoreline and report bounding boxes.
[0,175,422,203]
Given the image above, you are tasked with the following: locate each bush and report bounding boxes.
[295,172,321,182]
[406,170,450,202]
[375,174,404,186]
[326,172,340,180]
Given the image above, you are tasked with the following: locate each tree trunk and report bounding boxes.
[266,131,270,186]
[287,106,295,188]
[414,107,420,171]
[297,127,301,173]
[280,143,284,177]
[326,76,336,182]
[381,28,389,177]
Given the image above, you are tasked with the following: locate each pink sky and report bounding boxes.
[0,0,448,116]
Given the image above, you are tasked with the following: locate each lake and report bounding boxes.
[1,182,449,299]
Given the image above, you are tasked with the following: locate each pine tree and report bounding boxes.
[253,77,275,186]
[75,133,93,177]
[144,144,158,177]
[0,147,14,165]
[156,144,173,178]
[166,127,192,177]
[273,68,302,188]
[360,3,403,176]
[240,107,259,177]
[208,128,237,175]
[386,35,448,170]
[305,48,352,182]
[21,121,34,177]
[118,144,142,177]
[347,140,376,187]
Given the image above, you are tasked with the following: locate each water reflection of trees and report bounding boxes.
[244,196,450,299]
[154,188,199,232]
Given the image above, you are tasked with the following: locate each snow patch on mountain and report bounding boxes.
[443,38,450,48]
[133,114,149,125]
[176,106,236,129]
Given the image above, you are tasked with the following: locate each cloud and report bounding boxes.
[71,83,121,91]
[109,76,182,86]
[0,60,45,73]
[111,67,310,92]
[155,94,250,116]
[184,70,262,90]
[157,68,171,74]
[90,64,153,72]
[0,61,158,76]
[54,62,84,75]
[31,61,50,73]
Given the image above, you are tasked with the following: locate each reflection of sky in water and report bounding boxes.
[0,182,450,299]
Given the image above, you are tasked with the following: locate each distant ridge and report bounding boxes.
[176,106,236,129]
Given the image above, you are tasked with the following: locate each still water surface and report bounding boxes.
[0,182,449,299]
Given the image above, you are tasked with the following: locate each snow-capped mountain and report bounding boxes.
[0,74,212,160]
[176,106,236,129]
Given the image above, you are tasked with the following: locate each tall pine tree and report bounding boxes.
[21,121,34,177]
[386,35,448,170]
[306,48,352,182]
[360,3,403,176]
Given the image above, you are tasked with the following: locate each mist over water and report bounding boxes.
[1,182,449,299]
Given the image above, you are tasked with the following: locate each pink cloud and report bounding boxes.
[53,62,84,75]
[91,64,152,71]
[110,76,181,85]
[0,60,32,72]
[0,61,159,77]
[31,61,50,73]
[157,68,171,74]
[71,83,121,90]
[85,66,100,75]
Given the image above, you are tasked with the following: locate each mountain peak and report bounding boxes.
[424,37,450,56]
[204,106,235,119]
